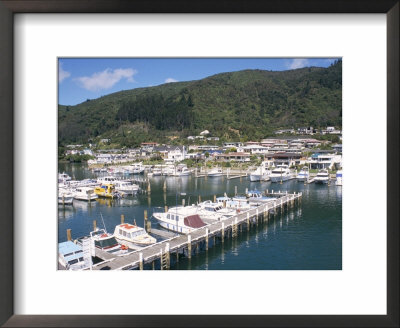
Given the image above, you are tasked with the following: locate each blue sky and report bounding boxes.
[58,58,339,106]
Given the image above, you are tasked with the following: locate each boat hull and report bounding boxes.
[270,175,291,183]
[314,179,329,184]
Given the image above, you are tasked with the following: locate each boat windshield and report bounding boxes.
[95,237,119,249]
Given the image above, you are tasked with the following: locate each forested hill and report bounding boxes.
[59,60,342,147]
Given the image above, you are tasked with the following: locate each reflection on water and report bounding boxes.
[58,163,342,270]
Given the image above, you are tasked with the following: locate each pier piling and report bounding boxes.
[121,214,125,224]
[67,229,71,241]
[139,253,143,270]
[164,205,168,213]
[187,235,192,259]
[205,228,209,251]
[144,210,148,231]
[93,220,97,231]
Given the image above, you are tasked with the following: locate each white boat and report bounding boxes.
[207,167,223,177]
[152,167,163,176]
[296,166,310,182]
[113,223,156,247]
[81,228,129,256]
[113,181,140,195]
[129,162,145,174]
[73,187,98,201]
[215,196,254,211]
[97,176,119,184]
[336,170,343,186]
[196,200,236,221]
[58,172,71,182]
[269,165,293,183]
[249,162,271,182]
[58,189,74,205]
[171,164,191,176]
[152,206,207,234]
[232,190,276,204]
[58,241,92,270]
[314,169,330,184]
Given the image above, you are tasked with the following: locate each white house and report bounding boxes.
[240,144,269,155]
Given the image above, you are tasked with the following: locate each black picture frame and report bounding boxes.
[0,1,398,327]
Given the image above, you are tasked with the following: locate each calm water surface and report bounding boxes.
[58,163,342,270]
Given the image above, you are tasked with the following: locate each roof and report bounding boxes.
[219,152,250,157]
[117,223,141,231]
[58,241,82,255]
[272,153,302,158]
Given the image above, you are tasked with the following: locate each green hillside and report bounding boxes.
[59,60,341,147]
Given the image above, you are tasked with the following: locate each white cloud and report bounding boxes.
[75,68,137,91]
[287,59,310,69]
[164,78,178,83]
[58,64,71,83]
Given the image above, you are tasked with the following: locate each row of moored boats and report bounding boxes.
[58,173,141,205]
[249,162,342,185]
[59,189,277,270]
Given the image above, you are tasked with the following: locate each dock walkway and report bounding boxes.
[93,191,302,270]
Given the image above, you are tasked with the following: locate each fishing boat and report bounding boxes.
[336,170,343,186]
[94,184,124,198]
[314,169,330,184]
[113,223,156,247]
[152,206,207,234]
[58,241,92,270]
[73,187,98,201]
[58,189,74,205]
[207,167,223,177]
[296,166,310,182]
[269,165,293,183]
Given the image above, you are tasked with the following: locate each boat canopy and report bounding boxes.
[184,215,206,228]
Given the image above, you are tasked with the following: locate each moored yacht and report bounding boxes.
[113,181,140,195]
[171,164,191,176]
[58,189,74,205]
[94,184,124,198]
[249,161,271,182]
[79,228,129,256]
[195,200,236,221]
[314,169,330,184]
[152,206,207,234]
[74,187,98,201]
[129,162,145,174]
[269,165,292,183]
[216,196,254,211]
[113,223,156,247]
[207,167,223,177]
[296,166,310,182]
[58,241,92,270]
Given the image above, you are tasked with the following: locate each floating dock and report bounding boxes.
[91,191,302,270]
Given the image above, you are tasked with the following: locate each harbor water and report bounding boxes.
[58,163,342,270]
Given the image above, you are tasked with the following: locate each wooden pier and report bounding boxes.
[92,191,302,270]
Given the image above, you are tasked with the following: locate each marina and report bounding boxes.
[58,163,342,270]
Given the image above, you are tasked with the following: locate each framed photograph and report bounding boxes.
[1,1,398,327]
